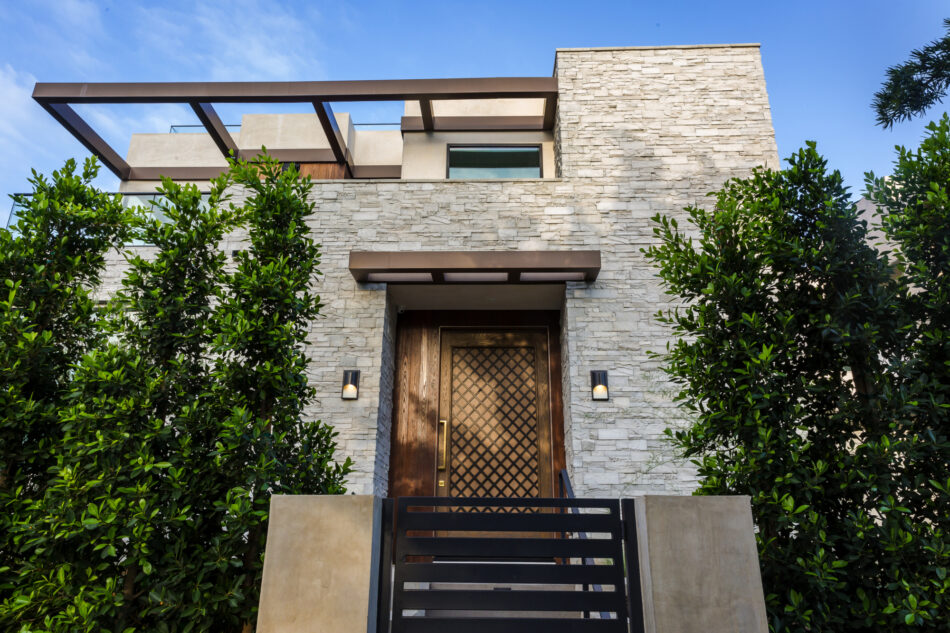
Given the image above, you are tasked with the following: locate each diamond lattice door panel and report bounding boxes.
[438,331,553,500]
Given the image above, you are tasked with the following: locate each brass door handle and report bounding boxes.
[438,419,448,470]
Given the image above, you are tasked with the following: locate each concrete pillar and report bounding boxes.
[257,495,381,633]
[635,495,768,633]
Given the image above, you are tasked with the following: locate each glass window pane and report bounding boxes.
[448,146,541,179]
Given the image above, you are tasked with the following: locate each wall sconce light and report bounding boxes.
[590,370,609,401]
[341,370,360,400]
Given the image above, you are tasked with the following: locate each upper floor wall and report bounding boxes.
[89,43,776,194]
[555,44,779,183]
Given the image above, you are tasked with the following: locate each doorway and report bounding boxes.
[388,311,565,499]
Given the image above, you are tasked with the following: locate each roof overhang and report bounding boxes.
[348,250,600,284]
[32,77,558,181]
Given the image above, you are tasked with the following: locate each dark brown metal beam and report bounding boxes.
[33,77,558,104]
[313,101,348,166]
[40,102,130,179]
[419,99,434,132]
[401,115,548,132]
[237,148,337,163]
[349,165,401,179]
[543,96,557,130]
[127,166,227,181]
[190,102,237,158]
[348,250,601,284]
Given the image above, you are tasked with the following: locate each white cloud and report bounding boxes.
[0,65,44,152]
[135,0,329,81]
[5,0,111,76]
[0,0,337,208]
[0,64,115,223]
[79,103,196,153]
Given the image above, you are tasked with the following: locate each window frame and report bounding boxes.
[445,143,544,179]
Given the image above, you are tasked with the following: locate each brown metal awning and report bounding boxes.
[32,77,558,181]
[348,251,600,284]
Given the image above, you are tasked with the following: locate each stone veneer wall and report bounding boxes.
[97,45,778,497]
[553,44,778,495]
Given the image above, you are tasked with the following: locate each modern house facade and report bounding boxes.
[33,43,779,501]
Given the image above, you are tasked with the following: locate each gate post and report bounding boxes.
[257,495,384,633]
[621,498,646,633]
[375,498,394,633]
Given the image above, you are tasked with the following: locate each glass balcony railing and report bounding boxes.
[5,195,28,230]
[6,193,210,244]
[353,122,402,130]
[169,124,240,134]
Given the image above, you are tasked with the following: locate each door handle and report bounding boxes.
[438,419,449,470]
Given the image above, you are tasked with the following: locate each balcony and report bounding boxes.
[31,78,559,184]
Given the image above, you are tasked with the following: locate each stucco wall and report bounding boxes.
[401,131,556,179]
[100,44,778,497]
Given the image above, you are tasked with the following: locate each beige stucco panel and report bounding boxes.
[637,495,768,633]
[401,131,555,179]
[351,130,403,166]
[257,495,380,633]
[126,133,229,168]
[405,98,545,117]
[238,112,352,152]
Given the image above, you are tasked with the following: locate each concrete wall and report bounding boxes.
[125,132,229,169]
[102,44,778,497]
[257,495,381,633]
[257,494,767,633]
[237,112,346,153]
[636,495,768,633]
[120,112,403,192]
[351,130,403,166]
[405,97,546,117]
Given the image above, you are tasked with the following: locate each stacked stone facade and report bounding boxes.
[99,44,778,497]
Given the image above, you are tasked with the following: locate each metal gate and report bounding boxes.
[377,496,645,633]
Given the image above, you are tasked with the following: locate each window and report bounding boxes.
[447,145,542,179]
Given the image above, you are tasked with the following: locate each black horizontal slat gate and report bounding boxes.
[381,496,641,633]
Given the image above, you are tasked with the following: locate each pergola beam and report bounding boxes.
[543,96,557,130]
[32,77,558,104]
[313,101,350,172]
[419,99,434,132]
[190,102,238,159]
[40,102,130,179]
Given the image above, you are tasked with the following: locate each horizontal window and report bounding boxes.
[447,146,541,179]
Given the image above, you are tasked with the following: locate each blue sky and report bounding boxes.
[0,0,947,219]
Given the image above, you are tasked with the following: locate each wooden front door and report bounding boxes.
[389,312,564,499]
[436,331,553,499]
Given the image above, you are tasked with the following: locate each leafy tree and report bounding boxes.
[5,174,239,632]
[212,156,351,632]
[645,142,947,631]
[866,114,950,628]
[0,159,136,609]
[874,18,950,128]
[1,156,350,633]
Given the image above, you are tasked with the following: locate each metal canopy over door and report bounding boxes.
[436,331,553,499]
